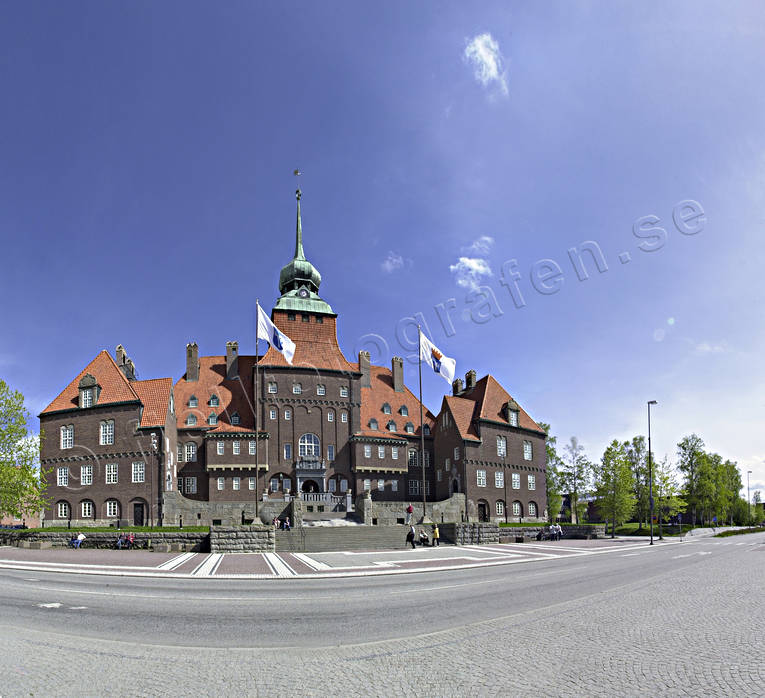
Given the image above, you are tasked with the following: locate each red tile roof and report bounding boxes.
[132,378,173,428]
[41,350,140,414]
[356,365,435,439]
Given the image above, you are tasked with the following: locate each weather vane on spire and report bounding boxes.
[294,168,302,199]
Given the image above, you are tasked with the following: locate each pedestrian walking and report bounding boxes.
[405,524,416,549]
[432,523,440,546]
[405,503,414,525]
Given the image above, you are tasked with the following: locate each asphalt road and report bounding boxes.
[1,533,764,696]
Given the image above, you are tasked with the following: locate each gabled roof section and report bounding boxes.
[41,350,140,414]
[174,355,257,431]
[356,365,435,440]
[132,378,173,428]
[443,395,481,442]
[476,375,544,433]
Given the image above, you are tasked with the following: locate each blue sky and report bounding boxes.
[2,2,763,496]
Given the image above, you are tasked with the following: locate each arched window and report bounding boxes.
[382,403,391,414]
[387,421,396,432]
[528,501,537,516]
[512,501,523,517]
[369,419,378,430]
[298,433,320,458]
[185,442,197,462]
[208,413,217,425]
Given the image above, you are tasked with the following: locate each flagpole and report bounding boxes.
[418,326,426,524]
[255,299,260,522]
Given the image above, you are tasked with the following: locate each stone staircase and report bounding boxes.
[275,525,414,552]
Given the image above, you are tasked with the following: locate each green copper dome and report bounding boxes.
[274,189,334,314]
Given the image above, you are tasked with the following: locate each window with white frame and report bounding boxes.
[299,433,320,457]
[378,446,385,459]
[495,471,504,488]
[391,479,398,492]
[270,477,279,492]
[57,501,70,518]
[377,479,385,491]
[81,465,93,486]
[341,411,348,423]
[528,502,537,516]
[437,470,442,482]
[523,440,533,460]
[476,469,486,487]
[81,500,93,518]
[285,408,291,420]
[270,408,277,420]
[132,462,145,483]
[249,440,256,455]
[329,479,337,493]
[496,500,505,517]
[208,413,217,426]
[292,383,302,395]
[81,388,93,408]
[177,444,184,463]
[317,384,326,396]
[268,382,277,394]
[340,479,348,492]
[188,396,198,407]
[364,445,371,458]
[445,457,450,471]
[340,386,349,398]
[327,410,334,422]
[57,467,69,487]
[106,500,119,517]
[233,441,240,455]
[217,441,224,455]
[528,474,536,490]
[400,405,409,416]
[454,446,460,461]
[497,436,507,458]
[512,473,521,489]
[185,477,197,494]
[369,419,378,430]
[387,421,396,432]
[327,444,335,461]
[209,394,219,407]
[248,477,256,490]
[217,477,224,491]
[284,443,292,460]
[382,403,391,414]
[231,412,240,425]
[60,425,74,449]
[408,480,431,496]
[186,414,197,426]
[405,423,414,434]
[100,420,114,445]
[363,479,371,491]
[424,451,430,467]
[509,410,519,427]
[185,442,197,462]
[408,449,418,468]
[106,463,118,484]
[233,477,240,491]
[391,447,398,460]
[512,501,522,516]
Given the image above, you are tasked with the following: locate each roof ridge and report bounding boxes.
[99,350,141,401]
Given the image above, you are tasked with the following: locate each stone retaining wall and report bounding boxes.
[497,524,606,542]
[355,493,466,525]
[162,491,298,527]
[0,529,209,551]
[209,526,275,553]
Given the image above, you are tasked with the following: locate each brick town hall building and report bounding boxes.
[40,190,547,528]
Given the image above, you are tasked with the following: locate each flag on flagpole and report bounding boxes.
[257,304,296,365]
[419,330,456,384]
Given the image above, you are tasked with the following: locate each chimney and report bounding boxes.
[124,358,136,381]
[392,356,404,392]
[226,341,239,379]
[186,342,199,382]
[465,369,477,390]
[452,378,464,396]
[115,345,127,367]
[359,350,371,388]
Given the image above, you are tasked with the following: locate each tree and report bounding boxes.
[0,379,48,520]
[593,440,635,538]
[676,434,705,525]
[654,456,686,533]
[753,491,762,524]
[624,436,649,529]
[538,422,563,523]
[711,457,741,526]
[561,436,590,524]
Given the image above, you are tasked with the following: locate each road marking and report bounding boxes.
[191,554,224,577]
[292,553,331,571]
[263,553,297,577]
[621,553,639,557]
[36,602,62,608]
[673,554,693,559]
[157,552,197,571]
[69,606,88,610]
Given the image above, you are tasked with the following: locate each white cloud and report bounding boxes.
[694,341,730,355]
[381,251,406,273]
[450,256,493,292]
[465,235,494,256]
[464,33,508,96]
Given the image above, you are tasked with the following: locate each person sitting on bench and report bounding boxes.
[418,529,430,546]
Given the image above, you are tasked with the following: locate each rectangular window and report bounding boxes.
[57,467,69,487]
[341,412,348,423]
[364,445,371,458]
[424,451,430,467]
[106,463,118,484]
[408,480,431,496]
[248,477,256,490]
[81,388,92,408]
[495,471,504,488]
[81,465,93,486]
[497,436,506,458]
[292,384,302,394]
[496,500,505,517]
[185,477,197,494]
[177,444,184,463]
[445,457,450,472]
[329,479,337,493]
[523,440,533,460]
[132,462,145,483]
[217,477,225,491]
[340,479,348,493]
[100,420,114,446]
[270,477,279,492]
[317,384,326,396]
[378,446,385,459]
[81,501,92,518]
[185,443,197,462]
[408,450,418,468]
[513,501,521,516]
[390,447,398,460]
[268,382,277,394]
[60,425,74,449]
[512,473,521,489]
[528,474,536,490]
[270,409,277,420]
[509,411,519,427]
[340,386,349,398]
[217,441,224,455]
[437,470,442,482]
[391,480,398,492]
[233,441,240,455]
[233,477,240,491]
[477,469,486,487]
[106,500,118,517]
[283,478,291,492]
[377,479,385,491]
[57,501,69,518]
[327,445,335,461]
[284,444,292,460]
[454,447,460,461]
[327,411,334,422]
[363,479,371,491]
[249,440,256,455]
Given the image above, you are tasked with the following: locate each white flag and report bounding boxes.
[419,331,456,384]
[257,304,296,365]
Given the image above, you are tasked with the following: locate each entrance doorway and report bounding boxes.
[133,502,144,526]
[477,500,489,522]
[301,479,319,493]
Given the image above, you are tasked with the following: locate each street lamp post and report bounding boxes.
[647,400,658,545]
[747,470,752,526]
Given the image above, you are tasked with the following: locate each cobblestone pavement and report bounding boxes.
[1,535,763,696]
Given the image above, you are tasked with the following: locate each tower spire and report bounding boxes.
[294,188,306,261]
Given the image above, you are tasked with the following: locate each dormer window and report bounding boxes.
[369,419,378,431]
[423,425,430,436]
[387,421,396,432]
[293,384,302,395]
[399,406,409,417]
[382,403,391,414]
[209,394,219,407]
[186,415,197,426]
[405,422,414,434]
[231,412,240,425]
[509,410,519,427]
[188,396,198,408]
[82,389,93,408]
[78,374,99,408]
[208,413,218,426]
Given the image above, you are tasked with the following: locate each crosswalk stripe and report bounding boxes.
[292,553,330,571]
[191,553,223,577]
[156,552,197,571]
[264,553,297,577]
